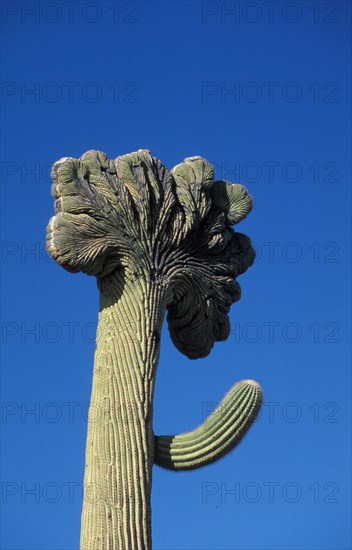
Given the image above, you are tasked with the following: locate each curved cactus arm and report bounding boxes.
[155,380,262,471]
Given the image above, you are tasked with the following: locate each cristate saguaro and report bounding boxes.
[46,149,262,550]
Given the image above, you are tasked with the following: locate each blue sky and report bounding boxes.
[1,1,351,549]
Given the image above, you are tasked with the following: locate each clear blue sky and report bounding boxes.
[1,1,351,549]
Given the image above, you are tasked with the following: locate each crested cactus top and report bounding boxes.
[46,149,255,359]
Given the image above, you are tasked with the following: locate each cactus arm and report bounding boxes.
[155,380,262,471]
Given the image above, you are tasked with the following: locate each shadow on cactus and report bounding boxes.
[46,149,262,549]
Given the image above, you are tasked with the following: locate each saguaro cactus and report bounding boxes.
[46,149,262,550]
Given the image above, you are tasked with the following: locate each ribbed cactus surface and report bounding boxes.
[46,149,261,550]
[155,380,262,471]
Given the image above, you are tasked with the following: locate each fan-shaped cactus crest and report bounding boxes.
[46,149,262,550]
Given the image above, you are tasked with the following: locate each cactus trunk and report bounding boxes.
[80,274,168,550]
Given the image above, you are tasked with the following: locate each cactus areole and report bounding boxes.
[46,149,262,549]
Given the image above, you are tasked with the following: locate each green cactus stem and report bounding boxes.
[46,149,261,550]
[155,379,262,471]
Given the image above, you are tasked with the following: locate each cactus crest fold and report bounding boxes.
[46,149,261,550]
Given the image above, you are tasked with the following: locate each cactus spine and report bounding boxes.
[46,149,262,550]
